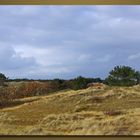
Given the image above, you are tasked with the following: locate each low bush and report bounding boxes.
[104,110,124,116]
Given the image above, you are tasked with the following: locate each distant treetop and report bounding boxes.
[104,65,140,86]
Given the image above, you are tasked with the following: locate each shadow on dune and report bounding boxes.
[0,98,39,109]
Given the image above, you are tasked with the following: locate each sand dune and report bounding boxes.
[0,85,140,135]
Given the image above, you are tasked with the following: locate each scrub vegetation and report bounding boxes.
[0,65,140,135]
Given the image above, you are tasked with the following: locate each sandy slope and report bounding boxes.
[0,85,140,135]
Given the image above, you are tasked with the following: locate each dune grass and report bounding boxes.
[0,84,140,135]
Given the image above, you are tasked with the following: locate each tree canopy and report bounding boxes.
[0,73,7,86]
[105,66,140,86]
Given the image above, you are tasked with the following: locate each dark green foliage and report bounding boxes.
[50,79,66,90]
[0,73,7,86]
[67,76,103,90]
[71,76,88,90]
[7,77,103,91]
[134,71,140,84]
[105,66,140,86]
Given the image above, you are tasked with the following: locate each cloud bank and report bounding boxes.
[0,6,140,79]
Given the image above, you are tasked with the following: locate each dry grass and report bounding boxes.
[1,84,140,135]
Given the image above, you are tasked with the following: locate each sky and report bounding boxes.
[0,6,140,79]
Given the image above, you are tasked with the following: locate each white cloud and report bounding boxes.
[0,42,37,71]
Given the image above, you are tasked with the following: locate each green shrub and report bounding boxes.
[105,66,140,86]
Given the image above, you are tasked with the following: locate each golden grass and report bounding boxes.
[1,84,140,135]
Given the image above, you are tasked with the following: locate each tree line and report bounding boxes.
[0,65,140,108]
[1,65,140,88]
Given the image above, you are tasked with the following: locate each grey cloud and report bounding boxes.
[0,43,38,70]
[0,6,140,79]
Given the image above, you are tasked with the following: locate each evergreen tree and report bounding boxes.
[105,66,139,86]
[0,73,7,86]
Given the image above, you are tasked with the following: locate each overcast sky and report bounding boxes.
[0,6,140,79]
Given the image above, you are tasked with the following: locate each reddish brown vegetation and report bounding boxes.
[104,110,123,116]
[0,81,62,107]
[87,82,105,89]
